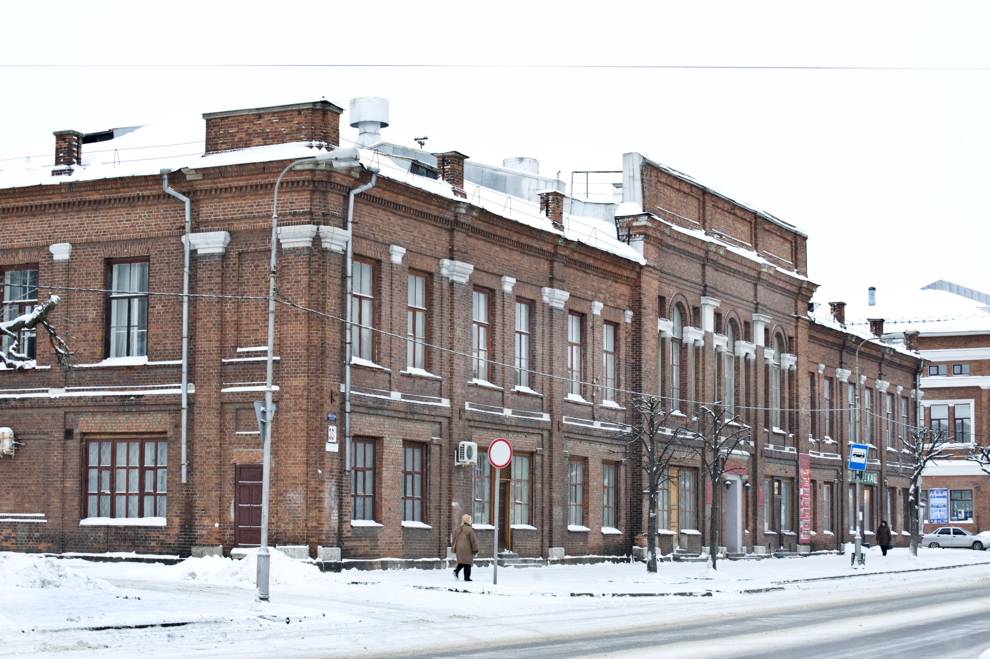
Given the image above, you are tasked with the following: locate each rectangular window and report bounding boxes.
[568,460,585,526]
[678,468,697,530]
[779,479,793,532]
[864,389,874,442]
[85,438,167,519]
[1,267,39,360]
[514,300,532,388]
[848,484,856,532]
[930,404,949,434]
[351,259,375,362]
[351,438,376,521]
[511,455,531,525]
[471,289,490,381]
[770,361,782,429]
[603,462,618,529]
[951,490,973,521]
[658,474,670,529]
[401,442,425,522]
[822,482,833,533]
[823,378,832,438]
[108,261,149,358]
[886,486,895,529]
[863,486,873,533]
[809,374,817,437]
[406,273,427,370]
[885,393,894,450]
[724,348,735,414]
[473,453,491,525]
[899,397,908,445]
[671,336,681,410]
[954,404,972,443]
[952,364,970,375]
[764,478,772,532]
[928,364,947,376]
[567,313,584,397]
[811,479,818,531]
[847,383,857,442]
[603,322,618,402]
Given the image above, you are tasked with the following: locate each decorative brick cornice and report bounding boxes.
[49,242,72,262]
[319,226,350,253]
[182,231,230,256]
[278,224,318,249]
[541,287,570,310]
[439,259,474,284]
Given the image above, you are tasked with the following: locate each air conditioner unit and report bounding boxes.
[456,441,478,466]
[0,427,16,457]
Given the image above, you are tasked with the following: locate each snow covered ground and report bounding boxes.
[2,546,989,657]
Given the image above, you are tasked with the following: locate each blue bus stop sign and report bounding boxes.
[848,443,869,471]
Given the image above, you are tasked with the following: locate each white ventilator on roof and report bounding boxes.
[349,97,389,147]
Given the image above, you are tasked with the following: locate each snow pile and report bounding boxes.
[0,552,115,591]
[174,548,319,587]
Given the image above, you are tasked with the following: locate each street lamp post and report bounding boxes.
[257,148,365,602]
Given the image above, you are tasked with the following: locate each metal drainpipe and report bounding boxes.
[162,170,192,484]
[343,172,378,475]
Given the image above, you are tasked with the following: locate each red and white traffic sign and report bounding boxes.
[488,437,513,469]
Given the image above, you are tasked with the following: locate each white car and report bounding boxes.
[922,526,990,550]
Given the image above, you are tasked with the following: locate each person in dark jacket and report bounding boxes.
[452,514,479,581]
[877,520,893,556]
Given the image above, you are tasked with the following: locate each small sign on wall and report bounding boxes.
[326,413,339,452]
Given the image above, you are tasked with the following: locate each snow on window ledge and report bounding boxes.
[601,527,622,535]
[472,523,495,530]
[764,530,777,535]
[657,529,676,535]
[809,531,817,536]
[351,357,390,372]
[510,524,537,531]
[770,427,787,436]
[400,520,432,529]
[781,531,797,536]
[599,400,625,410]
[94,356,150,368]
[680,529,701,536]
[567,524,590,533]
[822,530,835,536]
[350,519,384,528]
[512,385,543,397]
[79,517,166,527]
[564,393,591,405]
[400,367,441,380]
[670,410,687,418]
[469,378,503,391]
[0,361,50,371]
[900,530,912,536]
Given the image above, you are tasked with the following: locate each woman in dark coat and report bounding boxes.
[877,520,893,556]
[452,514,479,581]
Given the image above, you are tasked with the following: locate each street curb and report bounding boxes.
[770,559,990,586]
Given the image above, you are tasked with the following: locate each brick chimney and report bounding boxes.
[53,130,83,174]
[434,151,468,198]
[539,190,565,231]
[203,100,343,154]
[868,318,885,337]
[829,301,846,326]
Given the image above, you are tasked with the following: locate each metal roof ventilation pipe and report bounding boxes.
[868,286,876,306]
[349,97,389,147]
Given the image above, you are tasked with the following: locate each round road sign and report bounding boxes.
[488,437,513,469]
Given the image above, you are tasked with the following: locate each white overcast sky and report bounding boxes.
[2,0,987,302]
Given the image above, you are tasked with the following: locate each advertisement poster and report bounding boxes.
[798,453,812,544]
[928,487,949,524]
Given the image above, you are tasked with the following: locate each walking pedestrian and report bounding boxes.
[877,520,893,557]
[452,514,479,581]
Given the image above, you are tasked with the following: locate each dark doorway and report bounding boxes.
[235,464,263,546]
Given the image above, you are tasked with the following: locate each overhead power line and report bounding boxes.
[2,63,990,72]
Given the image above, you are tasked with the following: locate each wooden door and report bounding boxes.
[235,464,263,546]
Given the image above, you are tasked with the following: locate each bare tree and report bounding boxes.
[0,296,73,369]
[904,426,950,556]
[686,405,751,570]
[967,444,990,477]
[624,395,691,573]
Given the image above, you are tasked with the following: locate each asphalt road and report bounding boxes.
[421,581,990,659]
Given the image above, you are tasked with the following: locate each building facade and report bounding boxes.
[0,97,921,560]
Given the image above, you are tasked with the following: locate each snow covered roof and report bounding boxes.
[922,460,989,477]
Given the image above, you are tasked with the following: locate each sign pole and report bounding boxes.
[493,468,500,585]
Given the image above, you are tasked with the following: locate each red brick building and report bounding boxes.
[0,97,922,561]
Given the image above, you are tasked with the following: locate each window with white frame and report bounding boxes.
[951,489,973,521]
[770,335,783,429]
[471,289,491,381]
[899,396,908,445]
[678,468,697,530]
[401,442,426,523]
[567,460,585,526]
[822,482,833,533]
[108,261,149,358]
[847,383,857,442]
[823,377,832,438]
[473,453,491,525]
[603,322,618,402]
[602,462,618,529]
[954,404,972,443]
[406,273,427,370]
[930,404,949,435]
[885,393,894,449]
[86,438,167,519]
[567,312,584,397]
[351,259,375,362]
[671,307,683,410]
[724,322,736,414]
[864,388,874,442]
[658,474,670,529]
[1,267,38,360]
[511,454,531,525]
[514,300,532,388]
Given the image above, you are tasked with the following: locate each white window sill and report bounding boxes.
[92,356,150,368]
[601,527,622,535]
[600,400,625,410]
[770,427,787,436]
[823,530,835,536]
[680,529,701,536]
[764,530,778,535]
[469,378,503,391]
[510,524,537,531]
[400,367,441,380]
[809,531,817,536]
[657,529,676,535]
[864,531,875,536]
[781,531,797,536]
[401,520,432,529]
[351,357,390,372]
[473,523,496,530]
[567,524,590,533]
[565,393,592,406]
[512,385,543,397]
[80,517,166,527]
[350,519,384,528]
[900,530,912,536]
[670,410,687,418]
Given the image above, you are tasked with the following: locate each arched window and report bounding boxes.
[671,306,683,410]
[724,321,737,414]
[771,334,784,429]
